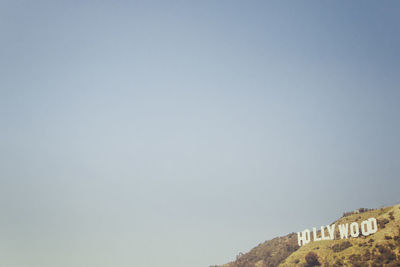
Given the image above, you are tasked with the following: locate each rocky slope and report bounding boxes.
[216,203,400,267]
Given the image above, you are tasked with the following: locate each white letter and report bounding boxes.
[338,224,349,239]
[313,227,321,241]
[350,222,359,238]
[368,217,378,234]
[321,226,330,240]
[326,224,336,240]
[361,220,370,236]
[298,229,311,246]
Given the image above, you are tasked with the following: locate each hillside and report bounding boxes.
[216,203,400,267]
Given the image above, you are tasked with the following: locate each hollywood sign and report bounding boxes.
[297,217,378,246]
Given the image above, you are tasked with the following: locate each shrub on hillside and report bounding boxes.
[378,218,390,229]
[386,261,400,267]
[305,252,321,266]
[331,241,352,252]
[371,244,397,265]
[348,254,363,266]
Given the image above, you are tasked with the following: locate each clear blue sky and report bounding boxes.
[1,1,399,267]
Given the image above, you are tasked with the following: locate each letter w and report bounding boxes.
[338,224,349,239]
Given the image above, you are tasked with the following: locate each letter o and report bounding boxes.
[361,220,370,236]
[304,229,311,243]
[367,218,378,234]
[350,222,359,238]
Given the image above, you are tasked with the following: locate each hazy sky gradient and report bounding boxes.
[1,1,400,267]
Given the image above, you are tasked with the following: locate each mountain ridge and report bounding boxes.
[214,203,400,267]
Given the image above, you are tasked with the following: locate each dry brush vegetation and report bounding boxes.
[214,204,400,267]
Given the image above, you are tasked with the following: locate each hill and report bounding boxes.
[215,203,400,267]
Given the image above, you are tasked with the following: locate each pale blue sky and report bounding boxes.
[1,1,399,267]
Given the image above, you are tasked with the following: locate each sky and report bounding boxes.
[0,1,399,267]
